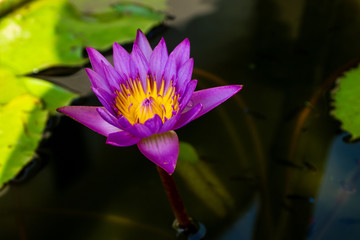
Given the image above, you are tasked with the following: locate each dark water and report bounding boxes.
[2,0,360,239]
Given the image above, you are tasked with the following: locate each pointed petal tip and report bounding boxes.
[56,106,119,137]
[137,131,179,175]
[85,47,96,56]
[223,84,243,94]
[235,84,243,91]
[159,37,166,44]
[56,106,66,114]
[232,84,243,95]
[134,29,152,60]
[188,84,243,120]
[180,38,190,50]
[178,38,189,46]
[136,28,144,35]
[161,165,176,175]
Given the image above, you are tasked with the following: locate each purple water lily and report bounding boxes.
[57,30,242,175]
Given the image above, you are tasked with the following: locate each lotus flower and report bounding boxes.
[57,30,242,175]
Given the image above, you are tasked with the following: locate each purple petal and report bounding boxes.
[189,85,243,119]
[85,68,109,92]
[137,130,179,175]
[131,45,149,89]
[123,122,153,138]
[106,131,141,147]
[134,29,152,61]
[162,54,177,91]
[86,47,112,78]
[113,42,131,78]
[176,58,193,94]
[158,114,181,133]
[170,38,190,70]
[144,114,163,134]
[103,63,124,90]
[118,116,133,129]
[118,116,156,137]
[57,106,119,136]
[179,80,197,111]
[128,56,139,80]
[149,38,168,82]
[91,87,116,115]
[97,107,123,129]
[173,103,202,130]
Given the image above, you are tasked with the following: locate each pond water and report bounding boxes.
[1,0,360,239]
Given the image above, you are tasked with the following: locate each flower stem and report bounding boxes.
[156,166,196,233]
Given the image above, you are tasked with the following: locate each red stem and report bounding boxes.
[156,166,196,232]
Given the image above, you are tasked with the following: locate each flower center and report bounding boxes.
[114,77,179,125]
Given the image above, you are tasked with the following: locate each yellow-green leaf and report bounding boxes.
[332,65,360,140]
[0,94,48,188]
[0,68,27,104]
[0,0,165,74]
[23,77,78,114]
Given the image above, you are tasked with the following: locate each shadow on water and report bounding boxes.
[2,0,360,239]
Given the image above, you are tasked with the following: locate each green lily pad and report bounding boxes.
[332,65,360,140]
[0,0,165,74]
[0,68,77,187]
[0,94,48,188]
[23,77,78,114]
[0,68,28,104]
[0,68,78,113]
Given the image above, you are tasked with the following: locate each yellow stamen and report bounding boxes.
[114,77,179,125]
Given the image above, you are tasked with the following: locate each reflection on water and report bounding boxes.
[310,133,360,240]
[221,200,258,240]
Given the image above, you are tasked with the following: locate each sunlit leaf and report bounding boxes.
[0,94,48,188]
[0,0,165,74]
[332,65,360,140]
[23,77,78,114]
[0,68,77,113]
[0,68,27,104]
[0,69,77,187]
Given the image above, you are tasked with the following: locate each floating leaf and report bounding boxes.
[0,68,27,104]
[23,77,78,114]
[0,94,48,188]
[0,0,165,74]
[0,68,77,113]
[0,69,77,187]
[332,65,360,140]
